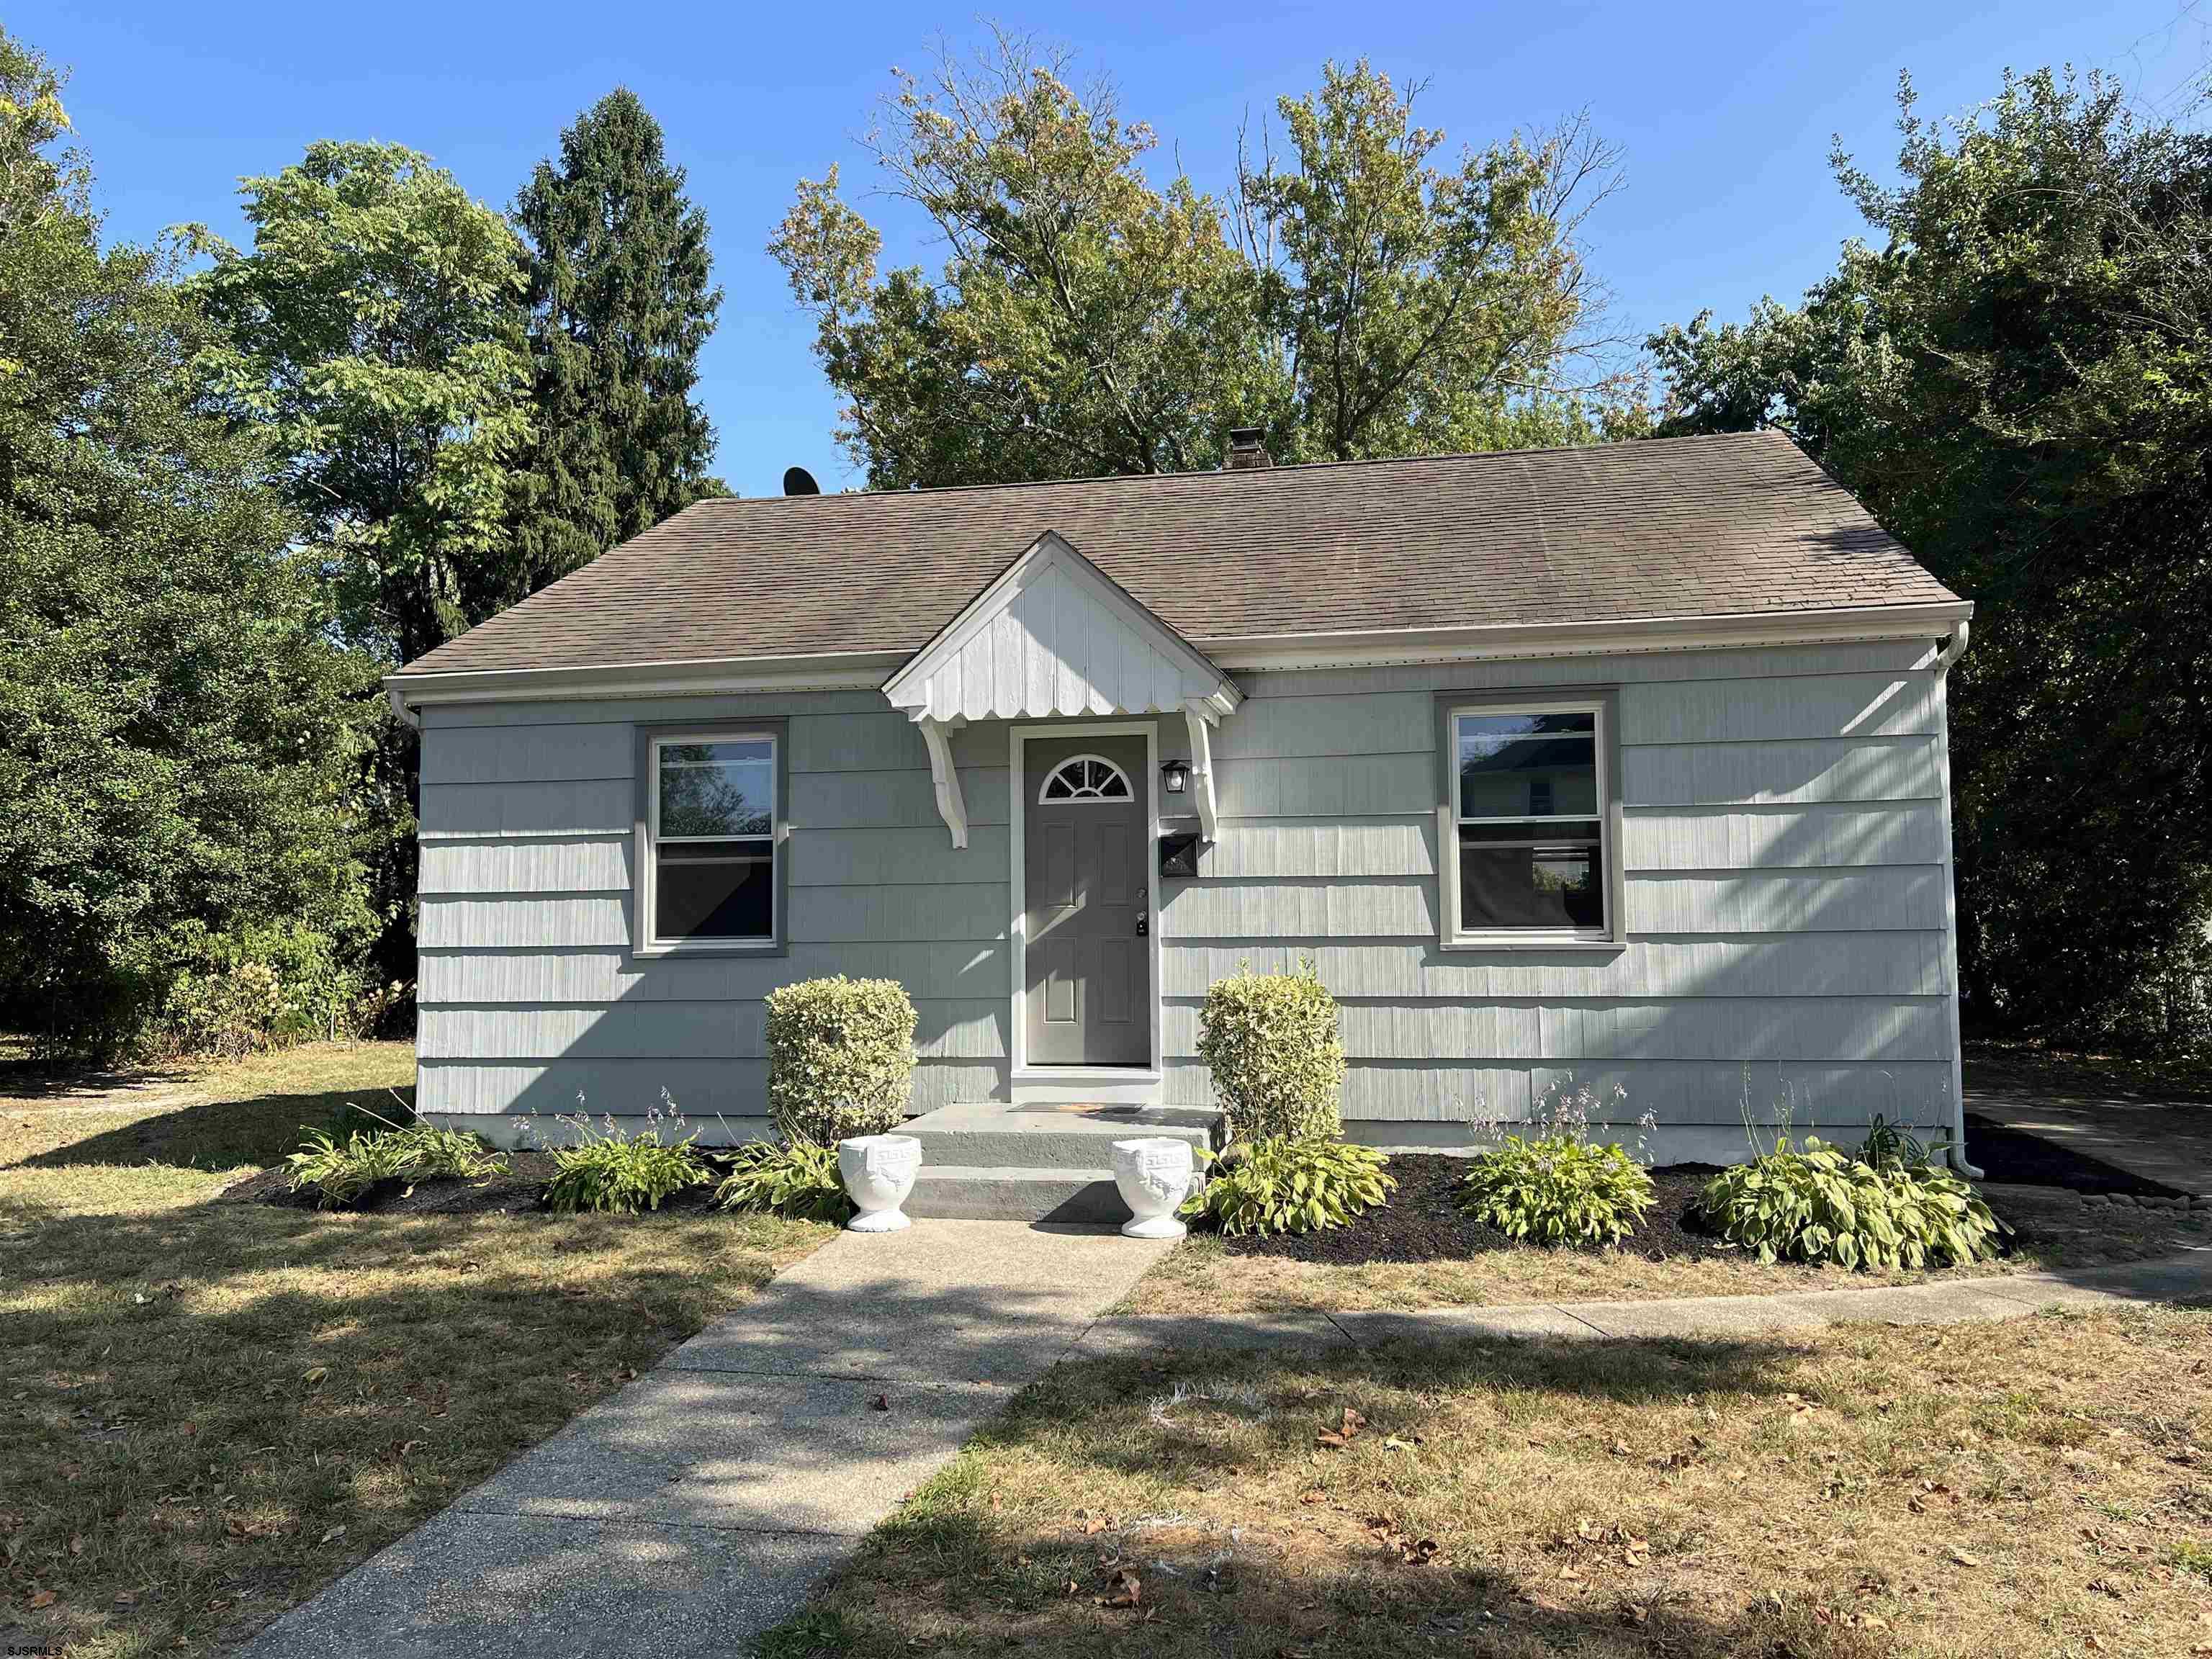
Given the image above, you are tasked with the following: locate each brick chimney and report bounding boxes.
[1225,427,1272,471]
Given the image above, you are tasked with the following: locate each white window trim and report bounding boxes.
[641,730,781,955]
[1439,698,1624,953]
[1035,753,1136,805]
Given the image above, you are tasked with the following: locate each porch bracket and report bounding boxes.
[1182,699,1221,843]
[916,716,969,850]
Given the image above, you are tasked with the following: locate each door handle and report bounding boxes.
[1136,907,1148,938]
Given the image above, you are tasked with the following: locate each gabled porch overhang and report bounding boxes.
[880,531,1242,847]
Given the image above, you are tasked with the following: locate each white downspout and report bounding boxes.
[1931,623,1983,1177]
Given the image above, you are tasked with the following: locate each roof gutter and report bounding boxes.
[1197,599,1974,671]
[382,648,909,724]
[382,599,1976,716]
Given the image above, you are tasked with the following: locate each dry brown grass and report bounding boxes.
[0,1041,830,1657]
[763,1305,2212,1659]
[1123,1187,2211,1316]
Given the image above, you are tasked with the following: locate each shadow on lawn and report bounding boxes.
[762,1333,1889,1659]
[5,1084,411,1173]
[0,1188,804,1657]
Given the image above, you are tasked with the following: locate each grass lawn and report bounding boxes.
[763,1305,2212,1658]
[1,1040,831,1658]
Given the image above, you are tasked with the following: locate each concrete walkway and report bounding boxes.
[235,1221,1172,1659]
[1968,1072,2212,1200]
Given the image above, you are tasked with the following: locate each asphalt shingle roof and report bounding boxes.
[400,430,1962,678]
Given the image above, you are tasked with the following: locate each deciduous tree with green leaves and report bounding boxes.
[0,28,377,1057]
[1235,62,1631,459]
[188,142,534,666]
[1647,69,2212,1049]
[770,35,1632,489]
[503,88,725,604]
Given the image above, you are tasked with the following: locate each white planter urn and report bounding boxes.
[1112,1136,1195,1240]
[837,1134,922,1233]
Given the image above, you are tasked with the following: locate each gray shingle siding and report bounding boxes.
[415,638,1957,1154]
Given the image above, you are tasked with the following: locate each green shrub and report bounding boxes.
[1194,962,1346,1141]
[542,1118,709,1215]
[1180,1135,1393,1237]
[282,1115,506,1209]
[765,976,918,1144]
[714,1138,851,1223]
[146,921,400,1061]
[1694,1138,2008,1269]
[1460,1133,1655,1246]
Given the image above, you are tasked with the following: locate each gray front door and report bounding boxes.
[1023,734,1151,1066]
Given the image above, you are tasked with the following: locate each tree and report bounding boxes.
[1648,70,2212,1049]
[770,35,1629,489]
[503,88,724,606]
[189,142,533,666]
[1236,62,1629,460]
[772,32,1274,487]
[0,28,377,1056]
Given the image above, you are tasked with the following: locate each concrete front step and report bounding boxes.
[902,1101,1219,1172]
[903,1165,1125,1224]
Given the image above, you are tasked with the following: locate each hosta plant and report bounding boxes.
[284,1115,506,1208]
[714,1138,851,1223]
[284,1127,415,1210]
[1694,1138,2007,1269]
[1180,1135,1394,1237]
[541,1116,709,1215]
[1459,1133,1656,1246]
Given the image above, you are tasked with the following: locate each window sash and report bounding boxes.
[649,733,778,947]
[1443,703,1612,944]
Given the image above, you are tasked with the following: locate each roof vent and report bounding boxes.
[1225,428,1271,471]
[783,466,820,496]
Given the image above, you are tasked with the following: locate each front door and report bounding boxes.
[1022,734,1151,1066]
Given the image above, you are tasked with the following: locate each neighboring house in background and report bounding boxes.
[387,428,1975,1166]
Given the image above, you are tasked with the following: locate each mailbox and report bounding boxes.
[1159,832,1201,878]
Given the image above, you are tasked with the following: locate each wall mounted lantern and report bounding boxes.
[1161,757,1192,796]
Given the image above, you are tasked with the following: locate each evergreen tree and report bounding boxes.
[506,88,722,600]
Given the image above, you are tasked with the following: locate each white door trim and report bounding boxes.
[1008,720,1164,1100]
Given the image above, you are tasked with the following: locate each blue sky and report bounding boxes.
[19,2,2211,494]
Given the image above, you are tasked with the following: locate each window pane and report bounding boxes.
[1459,833,1606,931]
[1458,714,1596,818]
[660,740,773,837]
[657,842,773,940]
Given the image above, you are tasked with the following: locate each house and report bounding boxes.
[387,429,1975,1173]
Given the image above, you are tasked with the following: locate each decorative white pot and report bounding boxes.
[1112,1136,1195,1240]
[837,1134,922,1233]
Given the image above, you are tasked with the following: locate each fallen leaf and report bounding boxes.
[1316,1406,1368,1449]
[1098,1567,1141,1609]
[1382,1434,1419,1452]
[868,1393,889,1413]
[1609,1437,1632,1457]
[113,1590,136,1606]
[320,1525,347,1545]
[1082,1514,1109,1536]
[1296,1488,1325,1506]
[611,1367,637,1382]
[181,1422,197,1437]
[1948,1548,1979,1568]
[301,1367,328,1386]
[28,1588,55,1609]
[68,1534,84,1556]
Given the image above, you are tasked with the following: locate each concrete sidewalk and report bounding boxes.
[1076,1247,2212,1357]
[235,1221,1172,1659]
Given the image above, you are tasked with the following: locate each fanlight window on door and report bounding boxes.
[1038,755,1133,804]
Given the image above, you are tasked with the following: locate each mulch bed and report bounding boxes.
[1212,1156,1739,1266]
[1961,1112,2184,1197]
[217,1151,725,1217]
